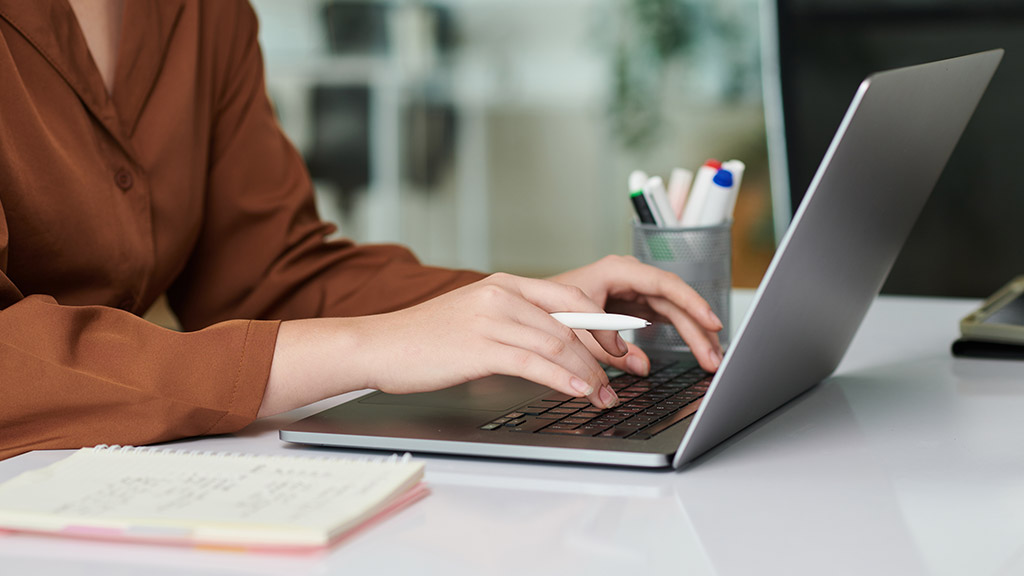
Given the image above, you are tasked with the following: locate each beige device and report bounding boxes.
[960,276,1024,345]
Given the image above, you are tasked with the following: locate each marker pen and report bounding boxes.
[680,159,721,227]
[628,170,658,225]
[630,190,659,225]
[628,170,648,194]
[667,168,693,221]
[721,159,745,222]
[644,176,677,226]
[698,168,733,225]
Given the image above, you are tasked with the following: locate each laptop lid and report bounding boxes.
[673,49,1003,468]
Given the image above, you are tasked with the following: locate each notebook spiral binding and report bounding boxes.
[90,445,414,465]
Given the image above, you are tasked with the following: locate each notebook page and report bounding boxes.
[0,446,424,546]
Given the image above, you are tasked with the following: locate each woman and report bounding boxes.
[0,0,722,460]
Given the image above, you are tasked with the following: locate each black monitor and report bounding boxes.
[771,0,1024,297]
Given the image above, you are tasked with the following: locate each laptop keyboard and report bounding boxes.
[479,360,711,440]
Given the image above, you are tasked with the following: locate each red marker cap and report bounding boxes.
[705,159,722,169]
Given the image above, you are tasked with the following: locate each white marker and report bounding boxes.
[698,168,733,225]
[550,313,651,331]
[628,170,651,224]
[667,167,693,221]
[628,170,649,194]
[680,160,721,227]
[721,159,745,221]
[644,176,677,226]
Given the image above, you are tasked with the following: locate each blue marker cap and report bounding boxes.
[712,169,733,188]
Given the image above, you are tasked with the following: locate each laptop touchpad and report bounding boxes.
[358,375,550,412]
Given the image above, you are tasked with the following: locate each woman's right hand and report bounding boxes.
[259,273,628,417]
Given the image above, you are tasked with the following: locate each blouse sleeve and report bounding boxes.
[0,205,278,461]
[166,2,485,330]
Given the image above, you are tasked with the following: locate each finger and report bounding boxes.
[491,320,617,409]
[594,258,724,332]
[492,274,628,358]
[647,296,723,372]
[491,345,601,401]
[576,331,651,377]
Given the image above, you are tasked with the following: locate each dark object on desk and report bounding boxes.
[959,275,1024,344]
[953,275,1024,359]
[952,338,1024,360]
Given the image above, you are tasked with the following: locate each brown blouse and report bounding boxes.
[0,0,484,460]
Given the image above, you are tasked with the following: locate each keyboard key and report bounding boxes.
[641,399,703,436]
[598,427,636,438]
[518,360,711,438]
[507,419,552,433]
[480,422,502,430]
[541,428,593,436]
[559,417,592,425]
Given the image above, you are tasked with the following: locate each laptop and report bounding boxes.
[281,50,1003,469]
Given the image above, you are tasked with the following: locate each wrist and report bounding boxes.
[260,317,373,417]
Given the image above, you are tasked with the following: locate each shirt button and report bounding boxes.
[114,168,134,191]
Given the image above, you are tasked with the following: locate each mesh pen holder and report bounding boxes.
[631,221,731,353]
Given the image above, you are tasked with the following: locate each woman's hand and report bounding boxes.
[548,255,724,375]
[260,273,628,417]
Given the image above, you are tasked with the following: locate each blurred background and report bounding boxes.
[247,0,1021,296]
[249,0,776,288]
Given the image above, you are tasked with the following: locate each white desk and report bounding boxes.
[3,293,1024,575]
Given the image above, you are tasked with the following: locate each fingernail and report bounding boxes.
[599,385,618,408]
[570,377,594,396]
[707,309,724,330]
[626,354,648,376]
[709,348,723,370]
[614,334,628,355]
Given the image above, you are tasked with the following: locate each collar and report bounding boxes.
[0,0,185,158]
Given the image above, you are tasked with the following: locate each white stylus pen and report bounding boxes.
[549,312,651,331]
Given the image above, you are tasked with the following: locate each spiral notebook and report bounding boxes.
[0,446,427,552]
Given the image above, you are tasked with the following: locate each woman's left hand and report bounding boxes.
[548,255,724,375]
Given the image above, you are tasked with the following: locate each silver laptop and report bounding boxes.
[281,50,1002,469]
